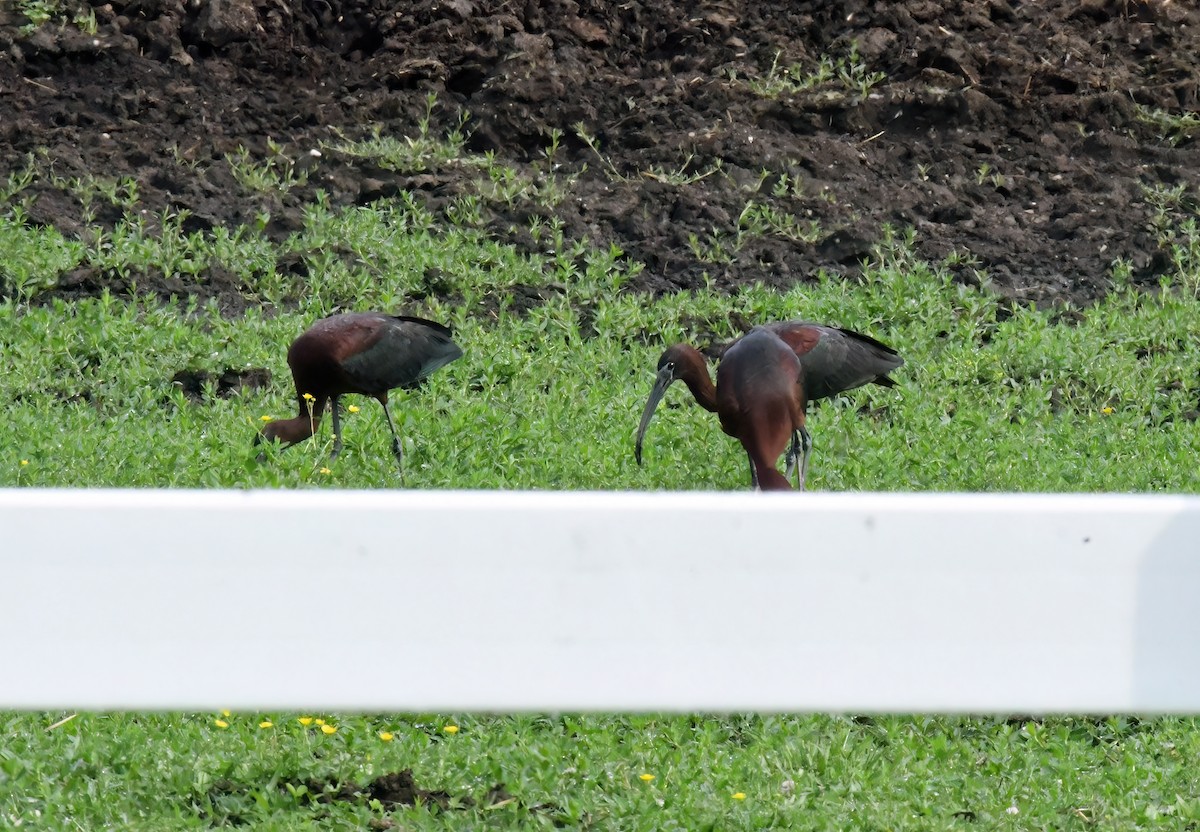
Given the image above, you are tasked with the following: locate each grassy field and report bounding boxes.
[6,711,1200,829]
[3,151,1200,828]
[3,209,1200,492]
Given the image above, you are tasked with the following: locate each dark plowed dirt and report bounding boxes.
[2,0,1199,309]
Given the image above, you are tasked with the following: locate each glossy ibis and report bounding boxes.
[256,312,462,472]
[635,320,903,486]
[634,328,805,490]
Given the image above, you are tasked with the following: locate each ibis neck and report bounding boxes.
[680,369,717,412]
[276,393,325,443]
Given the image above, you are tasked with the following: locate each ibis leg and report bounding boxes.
[797,426,811,491]
[784,434,800,483]
[380,400,405,479]
[329,396,344,462]
[784,429,811,490]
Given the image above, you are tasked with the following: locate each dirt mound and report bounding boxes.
[3,0,1199,308]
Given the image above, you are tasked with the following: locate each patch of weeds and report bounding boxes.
[835,43,889,100]
[86,210,210,279]
[730,43,887,101]
[687,229,736,264]
[334,99,574,218]
[444,193,486,228]
[167,143,202,171]
[0,154,39,206]
[1143,183,1194,241]
[256,196,545,311]
[16,0,97,33]
[225,139,311,194]
[478,154,527,205]
[476,147,576,212]
[1141,184,1200,291]
[974,162,1005,189]
[869,224,921,272]
[332,93,471,174]
[687,200,821,264]
[1135,104,1200,147]
[942,248,982,270]
[572,122,626,180]
[575,129,725,187]
[1167,218,1200,293]
[771,170,805,199]
[738,200,822,244]
[574,242,641,300]
[15,0,59,29]
[0,209,86,300]
[71,3,97,33]
[66,174,140,223]
[641,155,724,186]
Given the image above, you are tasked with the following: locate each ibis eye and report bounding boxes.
[665,362,675,372]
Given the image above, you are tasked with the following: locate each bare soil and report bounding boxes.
[2,0,1199,310]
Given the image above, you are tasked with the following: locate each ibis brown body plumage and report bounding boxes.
[717,327,807,490]
[635,320,903,488]
[257,312,462,470]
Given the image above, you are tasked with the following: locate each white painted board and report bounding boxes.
[1,489,1198,712]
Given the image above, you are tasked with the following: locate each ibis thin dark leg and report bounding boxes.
[784,435,799,484]
[379,399,405,479]
[784,427,812,490]
[800,426,811,489]
[329,395,344,461]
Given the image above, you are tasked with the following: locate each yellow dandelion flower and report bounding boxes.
[379,731,394,741]
[319,467,332,475]
[19,460,29,466]
[214,719,229,729]
[348,405,360,413]
[638,773,655,782]
[320,724,337,735]
[443,725,459,734]
[298,717,313,726]
[1101,406,1114,415]
[221,709,231,717]
[315,718,325,725]
[303,392,315,401]
[260,415,273,422]
[732,792,746,800]
[259,720,273,729]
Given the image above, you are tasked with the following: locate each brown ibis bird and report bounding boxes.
[635,320,903,487]
[633,327,806,490]
[256,312,462,471]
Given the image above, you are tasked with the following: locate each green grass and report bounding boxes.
[2,224,1199,491]
[3,160,1200,827]
[7,712,1200,829]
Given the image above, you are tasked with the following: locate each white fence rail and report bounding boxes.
[2,489,1199,712]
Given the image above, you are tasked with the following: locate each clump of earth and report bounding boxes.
[2,0,1198,310]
